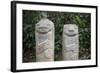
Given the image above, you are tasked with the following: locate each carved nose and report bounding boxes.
[69,30,74,32]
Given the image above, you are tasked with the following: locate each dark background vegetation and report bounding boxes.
[22,10,91,63]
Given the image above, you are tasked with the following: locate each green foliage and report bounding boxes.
[23,10,91,62]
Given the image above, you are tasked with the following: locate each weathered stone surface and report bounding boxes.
[35,18,54,62]
[62,24,79,60]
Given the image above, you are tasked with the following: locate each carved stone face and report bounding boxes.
[63,24,78,36]
[36,18,54,34]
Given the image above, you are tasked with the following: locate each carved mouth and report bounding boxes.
[36,27,52,34]
[64,32,78,36]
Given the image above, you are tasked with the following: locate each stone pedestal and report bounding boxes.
[62,24,79,60]
[35,18,54,62]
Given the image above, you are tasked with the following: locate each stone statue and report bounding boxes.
[62,24,79,60]
[35,16,54,62]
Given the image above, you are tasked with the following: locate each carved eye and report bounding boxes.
[47,24,50,26]
[37,24,40,26]
[75,27,77,29]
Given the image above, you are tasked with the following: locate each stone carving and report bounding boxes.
[62,24,79,60]
[35,18,54,62]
